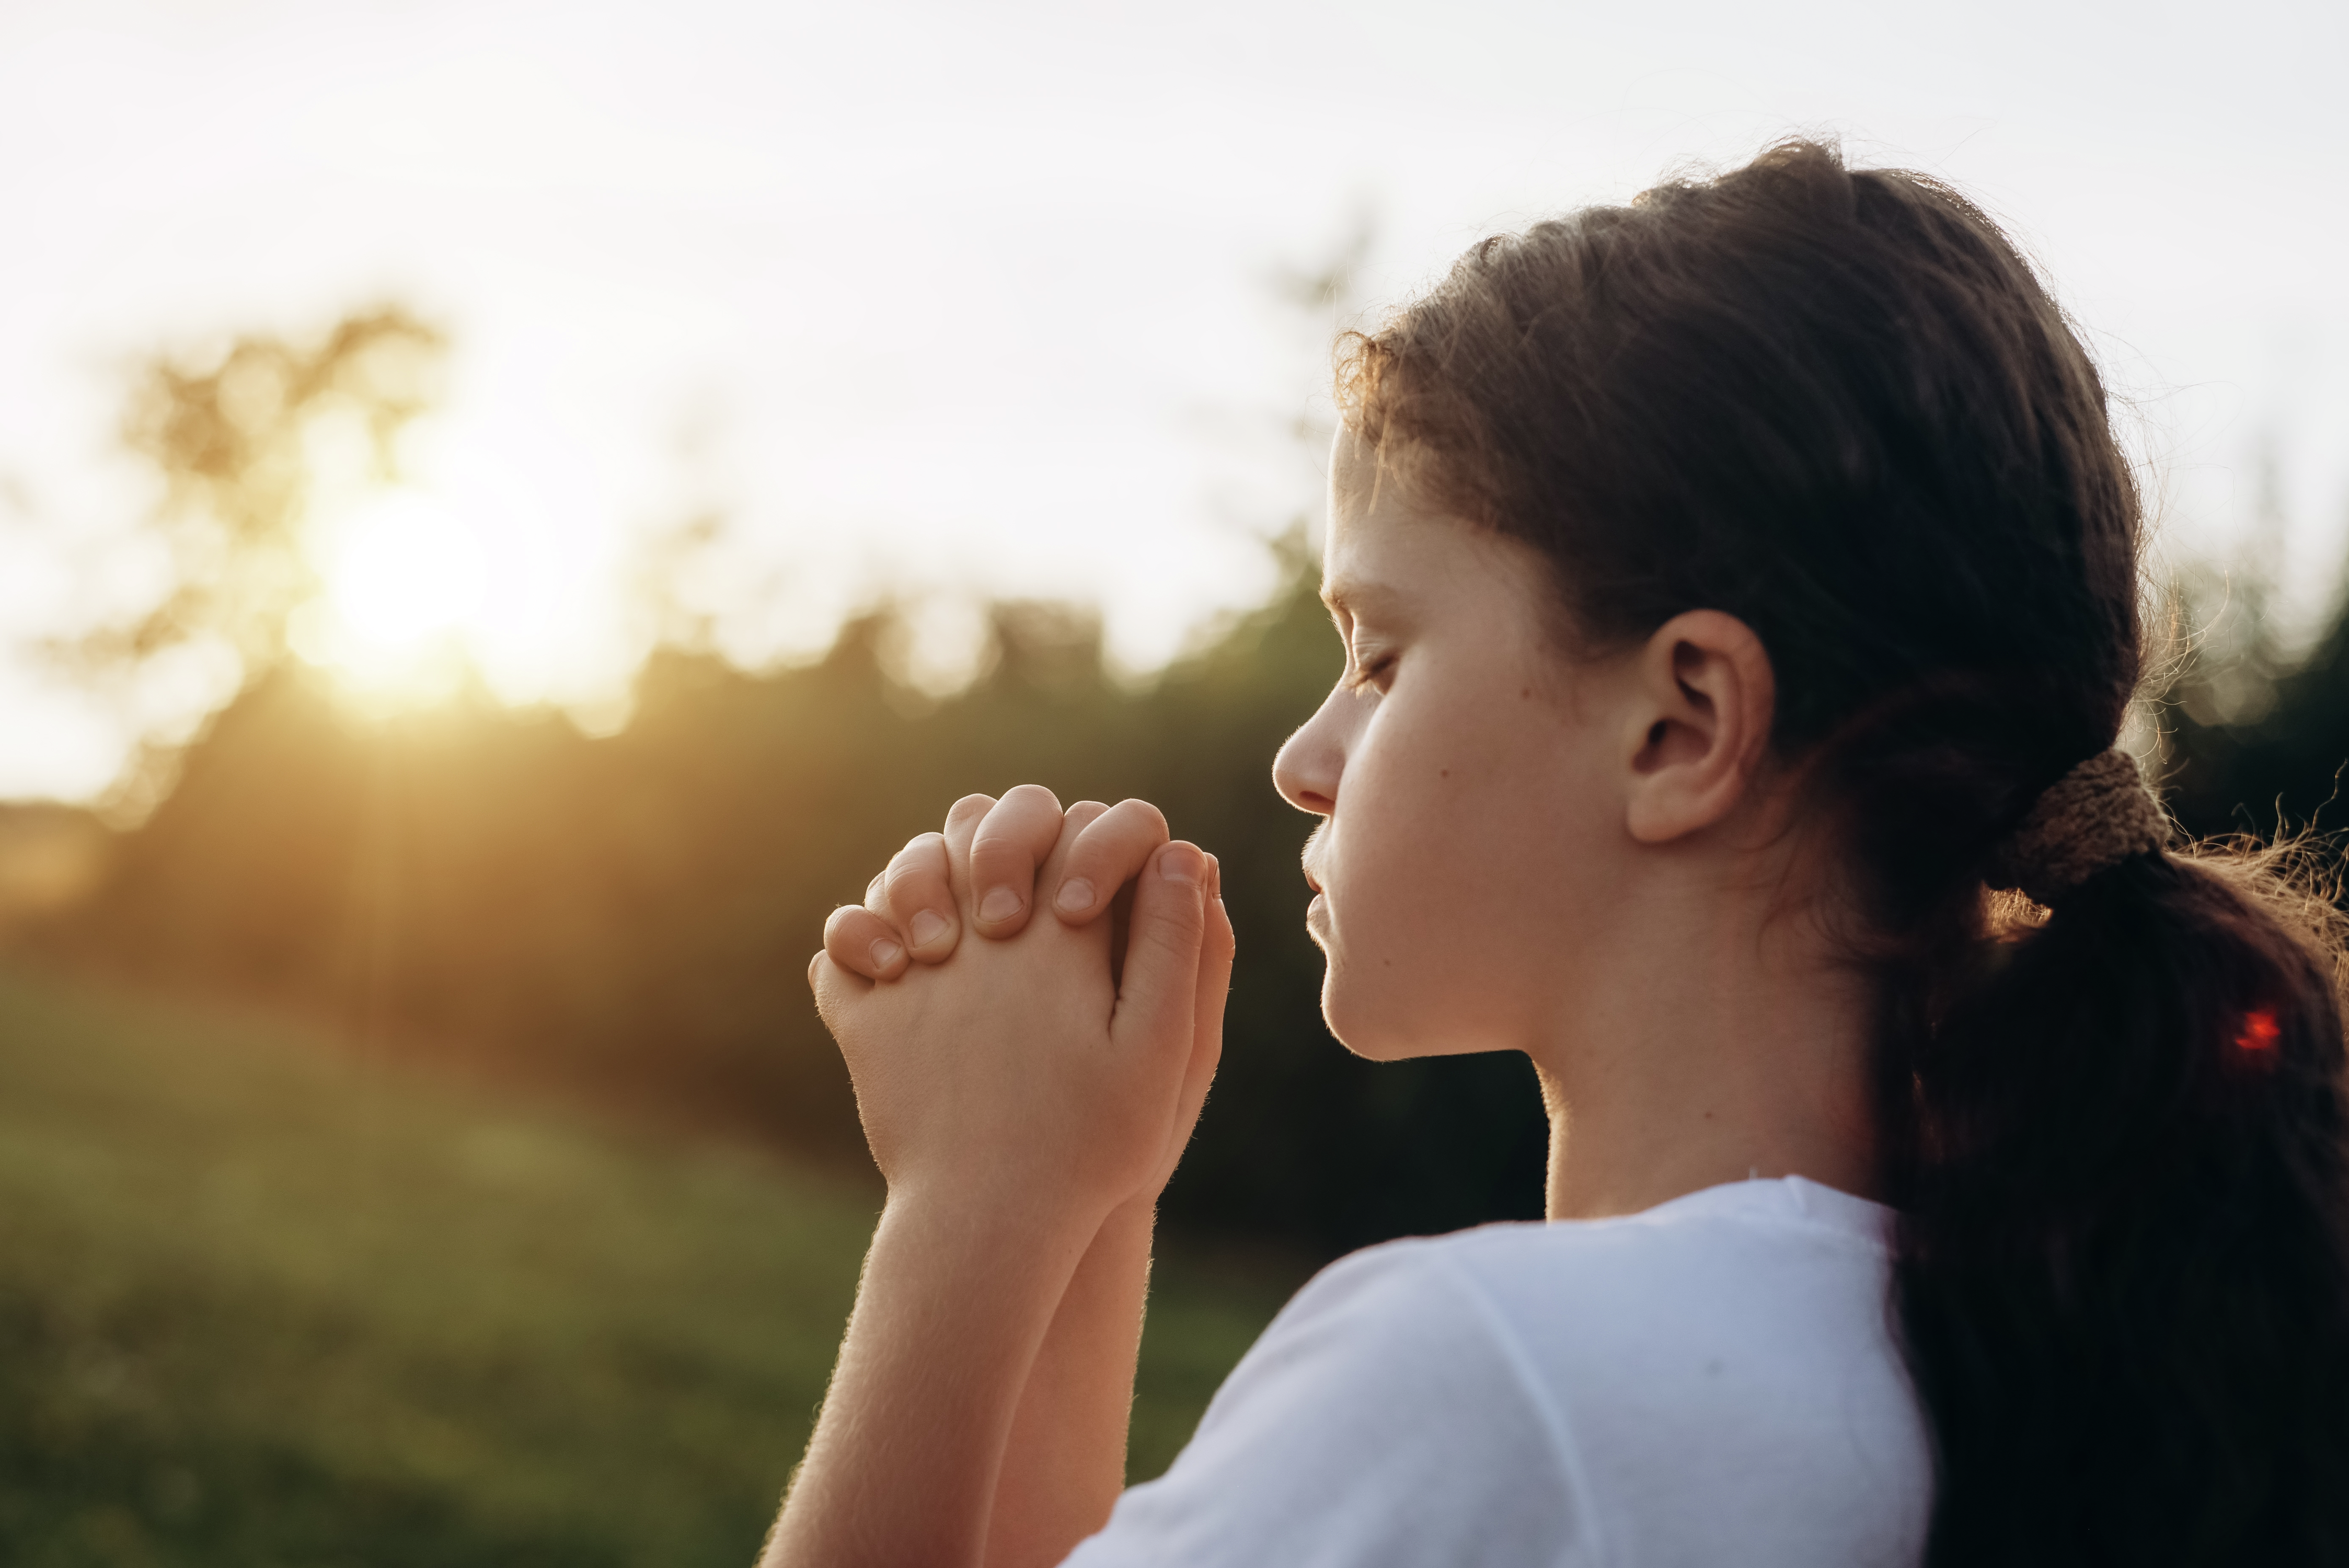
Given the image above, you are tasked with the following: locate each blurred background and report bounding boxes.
[2,0,2346,1561]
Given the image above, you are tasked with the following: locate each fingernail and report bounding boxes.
[979,886,1023,923]
[1055,878,1096,914]
[1159,845,1204,886]
[909,910,949,947]
[870,939,903,971]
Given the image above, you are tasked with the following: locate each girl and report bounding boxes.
[765,141,2349,1566]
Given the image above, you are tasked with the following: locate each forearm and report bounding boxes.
[764,1192,1098,1568]
[985,1199,1158,1568]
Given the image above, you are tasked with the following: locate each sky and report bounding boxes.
[1,0,2344,800]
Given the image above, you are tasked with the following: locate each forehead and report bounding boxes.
[1321,429,1470,616]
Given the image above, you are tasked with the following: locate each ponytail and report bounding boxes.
[1887,841,2349,1563]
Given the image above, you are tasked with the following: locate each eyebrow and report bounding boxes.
[1320,575,1405,621]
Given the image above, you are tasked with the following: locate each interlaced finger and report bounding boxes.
[940,793,996,909]
[965,783,1066,938]
[1048,797,1171,924]
[874,833,959,962]
[823,901,911,983]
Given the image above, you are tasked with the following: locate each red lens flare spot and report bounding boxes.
[2235,1009,2281,1055]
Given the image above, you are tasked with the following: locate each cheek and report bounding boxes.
[1319,695,1615,1057]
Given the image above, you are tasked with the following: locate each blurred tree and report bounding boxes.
[2150,441,2349,840]
[2160,570,2349,841]
[120,309,444,655]
[57,309,444,816]
[22,517,1548,1253]
[26,300,2343,1260]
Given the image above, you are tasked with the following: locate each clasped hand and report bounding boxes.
[810,786,1232,1228]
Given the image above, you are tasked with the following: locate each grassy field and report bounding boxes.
[0,969,1298,1567]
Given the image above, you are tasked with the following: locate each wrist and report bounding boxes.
[882,1178,1111,1255]
[773,1173,1104,1568]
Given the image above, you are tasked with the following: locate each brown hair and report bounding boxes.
[1341,141,2349,1563]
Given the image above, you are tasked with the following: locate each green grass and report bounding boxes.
[0,969,1295,1566]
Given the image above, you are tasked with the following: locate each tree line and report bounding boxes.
[8,309,2343,1256]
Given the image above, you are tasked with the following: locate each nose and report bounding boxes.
[1272,690,1344,816]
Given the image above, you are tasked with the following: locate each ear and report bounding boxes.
[1620,609,1776,845]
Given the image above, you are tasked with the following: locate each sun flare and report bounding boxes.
[291,408,632,718]
[327,490,488,650]
[293,483,502,708]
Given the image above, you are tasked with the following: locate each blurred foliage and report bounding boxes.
[2159,562,2349,840]
[111,308,444,666]
[17,306,2349,1266]
[0,967,1289,1564]
[2,301,1553,1273]
[2149,443,2349,838]
[21,538,1550,1255]
[55,310,446,822]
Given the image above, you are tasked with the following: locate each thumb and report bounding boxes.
[1109,841,1208,1061]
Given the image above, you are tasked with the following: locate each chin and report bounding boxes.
[1320,966,1460,1063]
[1321,939,1519,1062]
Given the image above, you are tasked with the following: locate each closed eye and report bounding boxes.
[1341,652,1396,694]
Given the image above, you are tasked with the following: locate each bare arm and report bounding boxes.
[761,1193,1097,1567]
[984,1200,1156,1567]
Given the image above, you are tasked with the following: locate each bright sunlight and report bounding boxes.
[287,400,640,721]
[292,486,489,707]
[329,490,487,649]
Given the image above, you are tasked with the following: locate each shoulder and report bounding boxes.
[1296,1174,1897,1371]
[1420,1174,1901,1366]
[1303,1177,1911,1467]
[1066,1225,1593,1567]
[1067,1179,1930,1568]
[1362,1179,1928,1566]
[1212,1224,1595,1501]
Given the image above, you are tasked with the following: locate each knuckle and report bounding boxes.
[825,905,889,962]
[1115,798,1170,836]
[1074,801,1168,877]
[1002,782,1063,816]
[966,833,1018,871]
[975,805,1058,864]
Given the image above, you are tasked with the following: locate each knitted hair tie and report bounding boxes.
[1986,748,2168,905]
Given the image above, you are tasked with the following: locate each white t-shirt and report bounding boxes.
[1065,1176,1931,1567]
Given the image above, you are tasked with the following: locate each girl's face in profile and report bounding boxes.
[1273,432,1645,1063]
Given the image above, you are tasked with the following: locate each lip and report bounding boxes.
[1305,890,1330,940]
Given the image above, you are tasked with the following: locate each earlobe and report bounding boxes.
[1622,610,1775,845]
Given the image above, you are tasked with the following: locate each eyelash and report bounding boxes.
[1342,651,1395,693]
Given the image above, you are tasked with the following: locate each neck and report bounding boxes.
[1532,861,1879,1221]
